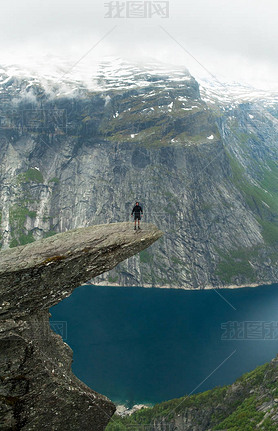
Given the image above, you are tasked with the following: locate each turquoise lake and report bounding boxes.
[50,283,278,407]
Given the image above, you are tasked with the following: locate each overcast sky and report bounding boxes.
[0,0,277,90]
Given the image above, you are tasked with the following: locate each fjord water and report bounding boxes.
[50,284,278,406]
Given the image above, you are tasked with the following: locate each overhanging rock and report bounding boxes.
[0,222,163,431]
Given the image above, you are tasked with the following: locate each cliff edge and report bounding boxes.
[0,222,163,430]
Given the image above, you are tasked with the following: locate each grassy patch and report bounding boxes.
[215,246,258,283]
[139,250,153,263]
[9,204,37,247]
[18,232,35,245]
[48,177,60,184]
[9,232,35,248]
[215,251,256,283]
[9,205,37,229]
[171,255,185,266]
[17,168,44,184]
[108,275,119,283]
[99,99,218,148]
[43,230,57,238]
[259,219,278,245]
[9,238,19,248]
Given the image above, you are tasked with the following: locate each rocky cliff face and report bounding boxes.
[0,58,277,288]
[0,222,162,430]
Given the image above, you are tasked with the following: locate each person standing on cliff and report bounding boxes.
[131,202,143,230]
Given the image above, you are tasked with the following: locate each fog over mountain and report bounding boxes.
[0,0,278,90]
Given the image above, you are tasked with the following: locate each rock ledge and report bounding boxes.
[0,222,163,430]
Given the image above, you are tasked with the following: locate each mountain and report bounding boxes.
[0,57,278,288]
[106,354,278,430]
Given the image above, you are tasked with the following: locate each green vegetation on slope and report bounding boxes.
[9,204,37,247]
[17,168,44,184]
[99,93,219,147]
[139,250,153,263]
[106,361,277,430]
[226,151,278,244]
[214,246,258,283]
[213,150,278,284]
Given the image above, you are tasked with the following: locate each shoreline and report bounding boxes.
[89,280,277,290]
[115,403,152,416]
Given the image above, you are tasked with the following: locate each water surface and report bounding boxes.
[50,283,278,406]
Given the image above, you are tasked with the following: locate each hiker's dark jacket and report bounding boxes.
[131,205,143,215]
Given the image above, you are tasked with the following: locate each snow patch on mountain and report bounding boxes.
[0,56,277,109]
[198,76,278,109]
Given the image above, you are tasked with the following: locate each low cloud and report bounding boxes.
[0,0,277,90]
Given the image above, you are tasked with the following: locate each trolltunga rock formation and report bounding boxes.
[0,222,163,430]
